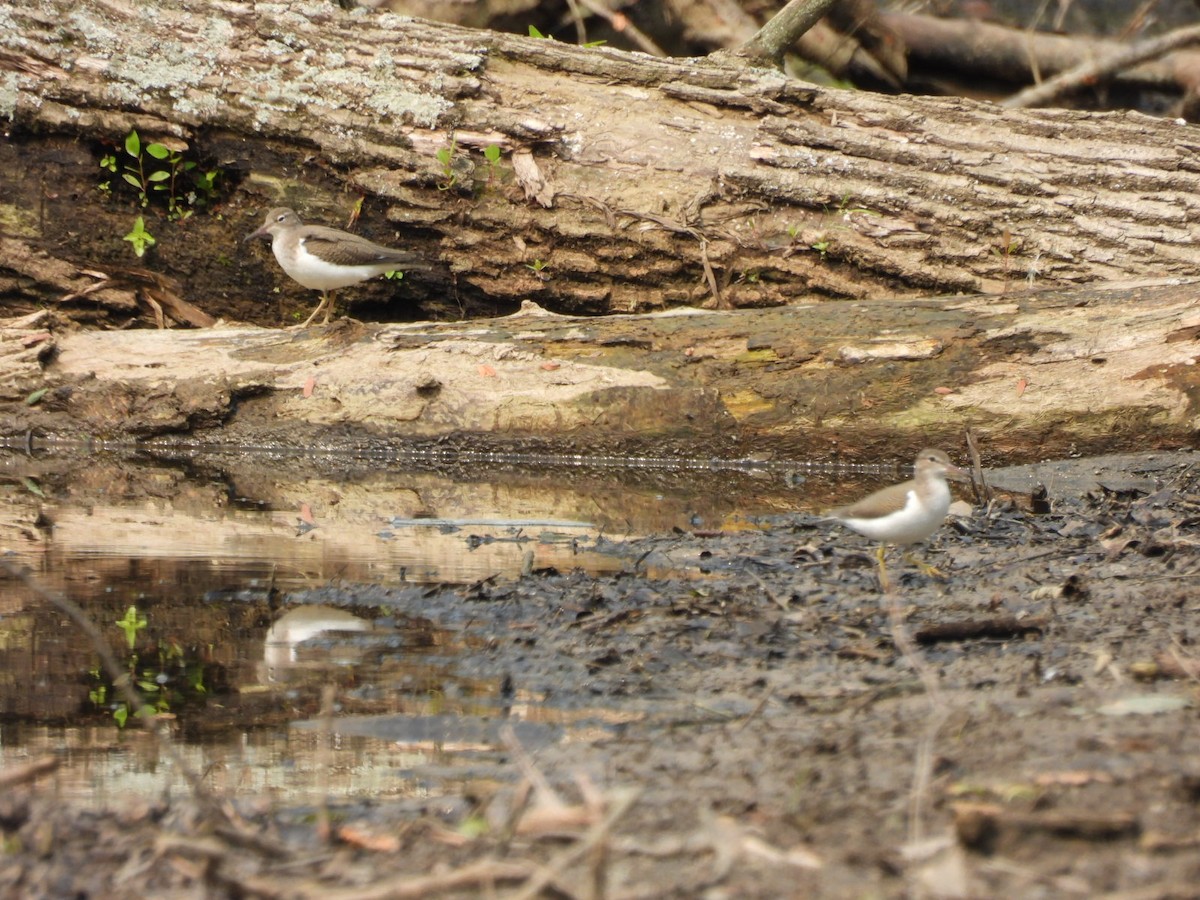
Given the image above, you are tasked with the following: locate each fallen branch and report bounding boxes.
[1004,22,1200,109]
[914,615,1048,644]
[954,802,1140,851]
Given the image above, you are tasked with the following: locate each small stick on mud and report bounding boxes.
[914,615,1048,644]
[964,428,993,506]
[509,786,640,900]
[953,801,1140,851]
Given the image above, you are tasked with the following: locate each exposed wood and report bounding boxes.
[3,281,1199,457]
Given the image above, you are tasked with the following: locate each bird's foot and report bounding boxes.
[903,553,946,580]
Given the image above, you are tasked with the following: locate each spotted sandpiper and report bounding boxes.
[826,448,966,590]
[245,207,430,327]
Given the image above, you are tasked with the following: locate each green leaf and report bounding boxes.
[122,172,143,189]
[125,130,140,157]
[436,148,451,165]
[147,170,170,182]
[181,161,196,171]
[145,143,170,160]
[583,39,607,47]
[114,706,128,728]
[24,387,48,406]
[527,24,546,38]
[484,144,501,163]
[19,477,44,498]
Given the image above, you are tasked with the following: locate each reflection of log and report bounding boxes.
[6,0,1200,328]
[4,279,1199,456]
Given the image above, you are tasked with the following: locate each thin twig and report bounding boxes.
[883,585,948,845]
[509,787,640,900]
[1004,22,1200,108]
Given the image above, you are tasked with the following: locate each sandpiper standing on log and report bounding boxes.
[827,448,965,590]
[245,207,430,327]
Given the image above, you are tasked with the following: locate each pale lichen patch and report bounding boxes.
[0,73,20,120]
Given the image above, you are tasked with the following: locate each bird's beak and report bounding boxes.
[244,224,269,243]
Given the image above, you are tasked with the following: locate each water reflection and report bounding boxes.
[258,605,376,683]
[0,444,889,807]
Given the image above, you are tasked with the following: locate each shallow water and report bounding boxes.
[0,443,945,807]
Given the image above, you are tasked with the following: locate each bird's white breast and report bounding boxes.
[839,480,951,545]
[273,235,396,291]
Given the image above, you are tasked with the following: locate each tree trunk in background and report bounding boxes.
[3,0,1200,328]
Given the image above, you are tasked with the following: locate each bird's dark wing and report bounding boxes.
[301,227,432,270]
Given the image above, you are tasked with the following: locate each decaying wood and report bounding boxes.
[3,279,1199,453]
[4,0,1200,327]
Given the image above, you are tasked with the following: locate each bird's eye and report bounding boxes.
[276,214,287,222]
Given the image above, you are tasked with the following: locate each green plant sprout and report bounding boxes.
[436,140,459,191]
[122,216,156,258]
[527,23,604,46]
[526,259,549,273]
[102,130,223,237]
[483,144,504,183]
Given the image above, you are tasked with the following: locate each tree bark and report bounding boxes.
[4,0,1200,327]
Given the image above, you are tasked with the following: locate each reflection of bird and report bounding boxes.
[827,449,965,590]
[245,207,430,327]
[258,605,374,683]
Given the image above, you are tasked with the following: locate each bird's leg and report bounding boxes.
[301,293,328,328]
[322,290,338,325]
[875,544,891,593]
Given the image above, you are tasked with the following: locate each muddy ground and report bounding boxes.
[2,452,1199,898]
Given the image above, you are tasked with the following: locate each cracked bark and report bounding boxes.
[3,0,1200,322]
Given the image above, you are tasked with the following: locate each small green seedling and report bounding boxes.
[123,216,156,257]
[436,141,459,191]
[482,144,505,184]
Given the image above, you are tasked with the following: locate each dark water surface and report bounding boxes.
[0,443,938,805]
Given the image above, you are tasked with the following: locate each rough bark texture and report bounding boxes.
[4,0,1200,326]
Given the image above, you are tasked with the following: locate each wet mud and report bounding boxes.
[2,451,1199,896]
